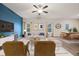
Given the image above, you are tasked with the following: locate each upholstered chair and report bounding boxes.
[34,41,56,56]
[2,41,29,56]
[25,41,30,55]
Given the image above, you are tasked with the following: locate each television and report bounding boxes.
[0,20,14,32]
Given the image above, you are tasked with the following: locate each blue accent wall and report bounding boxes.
[0,4,23,37]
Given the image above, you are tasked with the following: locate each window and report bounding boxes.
[27,24,30,27]
[65,24,69,30]
[27,24,30,32]
[48,24,51,32]
[27,28,30,32]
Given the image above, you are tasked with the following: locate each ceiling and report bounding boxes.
[3,3,79,19]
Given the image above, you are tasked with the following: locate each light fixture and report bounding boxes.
[32,4,48,15]
[37,9,43,13]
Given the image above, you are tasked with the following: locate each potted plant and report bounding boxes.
[73,27,78,32]
[68,28,72,33]
[0,34,6,38]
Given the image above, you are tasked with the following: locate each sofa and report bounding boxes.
[61,39,79,56]
[60,32,79,40]
[60,32,79,56]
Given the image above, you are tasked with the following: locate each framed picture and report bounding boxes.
[39,24,43,29]
[27,24,30,27]
[55,23,61,29]
[0,22,5,31]
[6,23,14,32]
[0,20,14,32]
[34,24,38,30]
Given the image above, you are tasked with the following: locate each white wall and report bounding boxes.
[26,17,79,37]
[53,19,79,36]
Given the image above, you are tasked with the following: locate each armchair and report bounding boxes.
[34,41,56,56]
[2,41,29,56]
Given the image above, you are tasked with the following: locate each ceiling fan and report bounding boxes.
[32,4,48,15]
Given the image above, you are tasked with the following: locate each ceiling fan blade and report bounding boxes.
[32,11,37,13]
[33,5,38,9]
[43,11,48,13]
[43,5,48,9]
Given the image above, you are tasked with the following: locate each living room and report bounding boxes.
[0,3,79,56]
